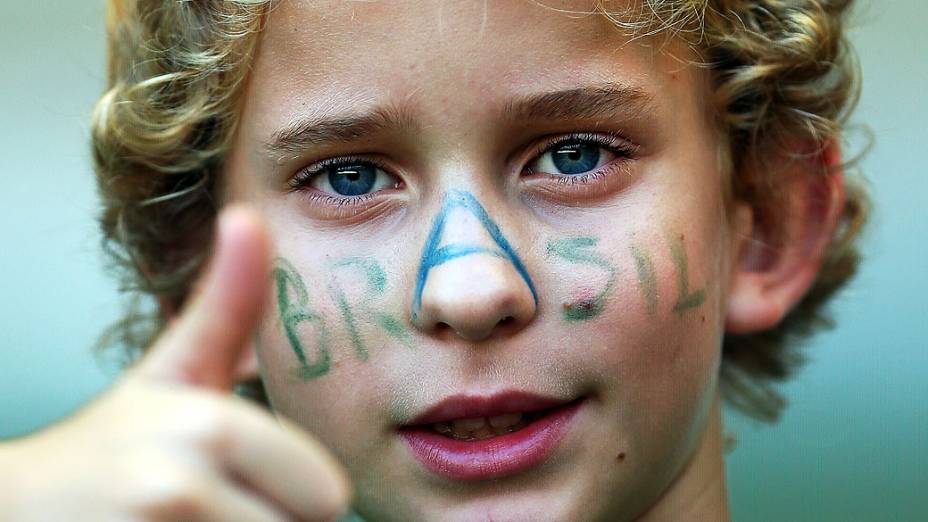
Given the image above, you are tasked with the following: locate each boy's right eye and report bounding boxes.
[288,156,403,200]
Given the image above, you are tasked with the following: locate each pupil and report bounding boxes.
[552,142,600,175]
[328,164,377,196]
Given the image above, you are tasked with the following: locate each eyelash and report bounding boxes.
[524,132,638,185]
[288,155,392,207]
[287,132,638,204]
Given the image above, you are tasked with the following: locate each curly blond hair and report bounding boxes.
[92,0,867,422]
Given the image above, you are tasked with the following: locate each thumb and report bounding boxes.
[134,205,272,389]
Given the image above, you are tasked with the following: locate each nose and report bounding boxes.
[411,190,537,342]
[414,254,537,341]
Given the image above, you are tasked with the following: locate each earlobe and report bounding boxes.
[726,140,846,334]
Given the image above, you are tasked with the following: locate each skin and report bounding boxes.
[222,1,747,520]
[413,189,539,320]
[546,236,617,322]
[273,256,333,379]
[275,255,414,380]
[630,245,659,316]
[669,235,708,315]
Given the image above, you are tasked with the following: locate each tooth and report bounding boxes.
[488,413,522,429]
[491,423,513,436]
[490,424,509,436]
[472,425,495,440]
[451,417,488,433]
[432,422,452,435]
[450,426,473,440]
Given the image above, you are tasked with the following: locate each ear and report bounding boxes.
[726,139,846,334]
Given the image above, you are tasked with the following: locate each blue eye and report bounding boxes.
[531,139,613,176]
[326,164,377,196]
[293,158,399,198]
[551,142,602,174]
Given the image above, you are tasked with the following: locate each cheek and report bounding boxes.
[618,231,724,474]
[542,227,723,466]
[542,230,721,363]
[253,254,407,456]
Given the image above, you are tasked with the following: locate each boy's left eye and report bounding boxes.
[529,141,612,176]
[525,135,633,178]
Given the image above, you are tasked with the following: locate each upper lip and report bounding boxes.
[403,390,576,426]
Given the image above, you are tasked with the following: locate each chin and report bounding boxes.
[356,483,590,522]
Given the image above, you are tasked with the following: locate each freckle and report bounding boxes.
[616,452,626,462]
[701,315,706,323]
[680,233,685,241]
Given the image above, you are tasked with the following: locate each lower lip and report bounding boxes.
[399,399,584,481]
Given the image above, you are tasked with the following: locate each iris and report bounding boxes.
[551,142,601,175]
[327,165,377,196]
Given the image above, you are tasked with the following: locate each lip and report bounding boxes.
[403,390,575,426]
[399,393,585,481]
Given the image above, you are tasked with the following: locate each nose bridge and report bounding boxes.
[411,189,538,341]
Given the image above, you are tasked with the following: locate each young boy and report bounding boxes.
[1,0,866,520]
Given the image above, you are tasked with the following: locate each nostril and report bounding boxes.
[498,316,515,326]
[435,321,453,333]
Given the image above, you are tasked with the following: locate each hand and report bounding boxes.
[1,206,351,522]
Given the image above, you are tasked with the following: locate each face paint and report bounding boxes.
[630,245,658,316]
[273,256,412,381]
[412,189,538,319]
[273,257,332,380]
[546,236,617,322]
[331,281,368,361]
[378,314,415,348]
[331,256,414,351]
[670,236,706,314]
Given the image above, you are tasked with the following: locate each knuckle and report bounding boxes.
[151,490,207,521]
[180,392,236,446]
[130,462,214,520]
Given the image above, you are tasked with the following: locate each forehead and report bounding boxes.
[246,0,702,132]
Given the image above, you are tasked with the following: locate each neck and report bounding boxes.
[637,391,731,522]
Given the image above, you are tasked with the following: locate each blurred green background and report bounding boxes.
[1,1,925,520]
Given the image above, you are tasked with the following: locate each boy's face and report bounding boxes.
[225,1,742,520]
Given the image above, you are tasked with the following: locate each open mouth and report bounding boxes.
[424,405,563,441]
[398,395,586,480]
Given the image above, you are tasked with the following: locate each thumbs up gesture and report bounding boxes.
[1,206,351,521]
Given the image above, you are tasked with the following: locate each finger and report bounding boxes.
[199,481,292,522]
[212,400,352,522]
[140,469,290,522]
[135,204,273,389]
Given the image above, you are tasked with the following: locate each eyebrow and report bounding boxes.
[262,83,654,160]
[263,104,418,160]
[503,82,654,122]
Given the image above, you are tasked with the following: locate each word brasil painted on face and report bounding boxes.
[668,236,706,314]
[273,256,412,381]
[546,237,617,321]
[548,235,705,321]
[411,189,538,319]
